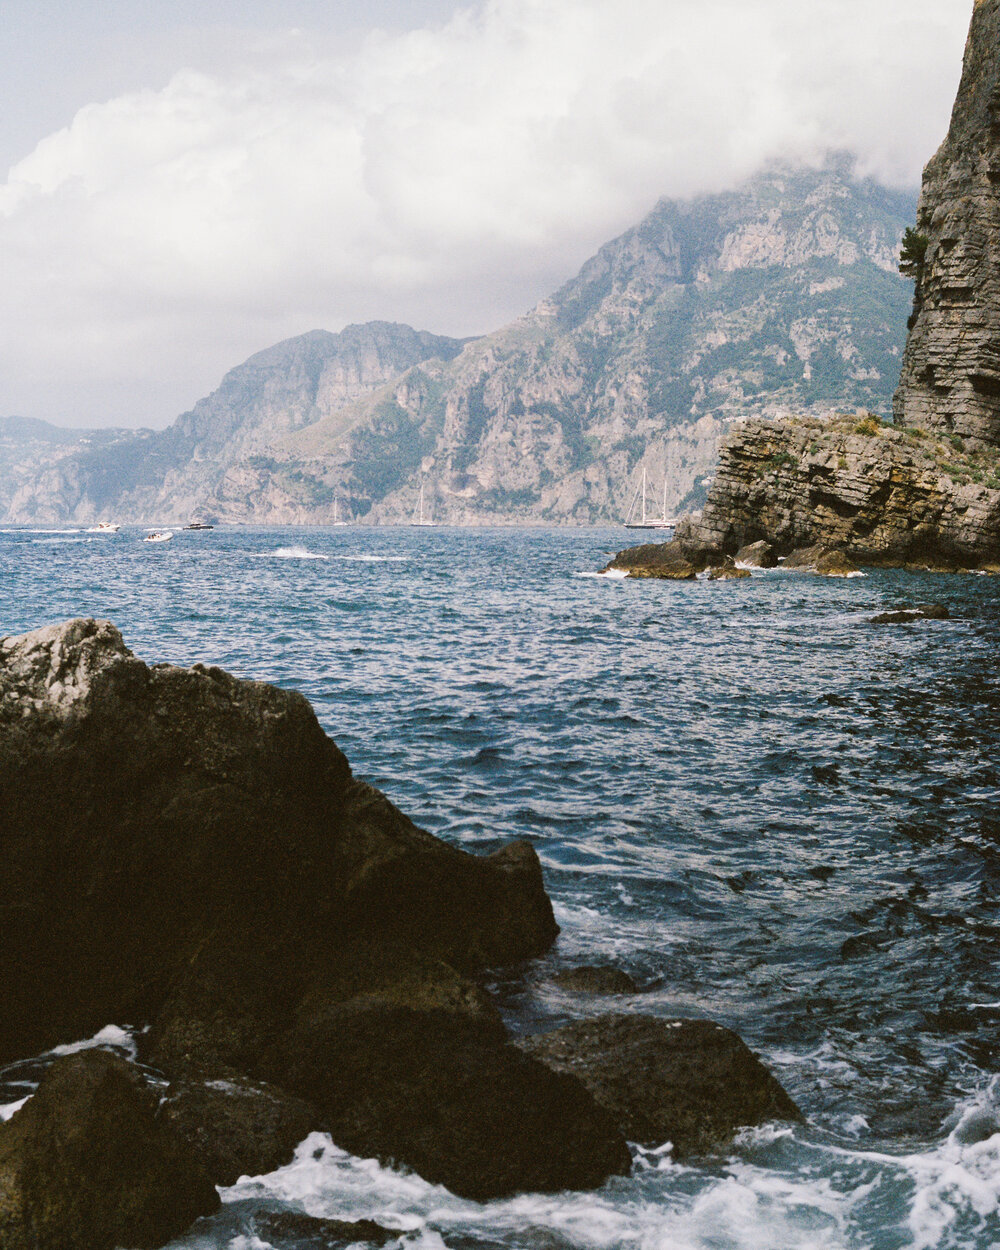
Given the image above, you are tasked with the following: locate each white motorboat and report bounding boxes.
[143,530,173,544]
[87,521,120,534]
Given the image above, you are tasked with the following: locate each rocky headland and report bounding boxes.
[0,619,799,1248]
[607,0,1000,578]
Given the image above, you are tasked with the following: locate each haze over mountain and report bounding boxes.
[0,158,915,525]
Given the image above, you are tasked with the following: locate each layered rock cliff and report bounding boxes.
[678,414,1000,569]
[894,0,1000,446]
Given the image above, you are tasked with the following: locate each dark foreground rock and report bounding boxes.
[160,1076,322,1186]
[521,1015,801,1157]
[0,1051,219,1250]
[276,1006,631,1201]
[0,619,637,1208]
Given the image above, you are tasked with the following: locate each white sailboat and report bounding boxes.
[411,483,436,527]
[624,466,676,530]
[332,498,349,527]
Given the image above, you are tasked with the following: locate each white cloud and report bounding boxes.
[0,0,971,426]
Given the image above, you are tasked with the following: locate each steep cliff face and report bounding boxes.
[680,415,1000,569]
[894,0,1000,446]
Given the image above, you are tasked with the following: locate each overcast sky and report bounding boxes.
[0,0,973,428]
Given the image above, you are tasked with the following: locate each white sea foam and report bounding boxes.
[575,569,629,579]
[47,1023,137,1060]
[0,1097,28,1122]
[254,546,329,560]
[332,554,410,563]
[210,1080,1000,1250]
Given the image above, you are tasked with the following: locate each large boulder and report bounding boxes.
[0,1051,218,1250]
[0,620,639,1203]
[520,1015,801,1157]
[0,618,557,1064]
[602,540,715,580]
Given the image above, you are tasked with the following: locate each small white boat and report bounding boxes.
[143,530,173,544]
[87,521,120,534]
[332,498,349,527]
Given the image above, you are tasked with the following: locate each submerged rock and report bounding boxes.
[707,564,752,580]
[551,966,641,995]
[252,1211,397,1248]
[0,1051,218,1250]
[520,1014,801,1157]
[870,603,951,625]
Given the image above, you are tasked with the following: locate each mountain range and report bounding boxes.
[1,156,916,525]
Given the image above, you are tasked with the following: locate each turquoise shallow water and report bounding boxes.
[2,524,1000,1249]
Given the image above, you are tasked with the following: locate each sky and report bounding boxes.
[0,0,974,429]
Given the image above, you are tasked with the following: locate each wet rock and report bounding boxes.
[783,545,860,576]
[273,1004,632,1201]
[735,540,778,568]
[0,1051,218,1250]
[602,540,714,580]
[160,1076,321,1186]
[551,966,641,994]
[252,1211,397,1248]
[708,565,752,580]
[520,1014,801,1157]
[870,603,951,624]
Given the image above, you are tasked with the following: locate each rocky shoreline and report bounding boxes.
[0,619,800,1249]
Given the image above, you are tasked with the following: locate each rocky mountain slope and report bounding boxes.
[626,0,1000,573]
[0,159,914,525]
[243,158,915,526]
[5,323,465,525]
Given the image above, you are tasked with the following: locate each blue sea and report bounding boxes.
[2,523,1000,1250]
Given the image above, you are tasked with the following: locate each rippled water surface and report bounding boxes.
[3,524,1000,1249]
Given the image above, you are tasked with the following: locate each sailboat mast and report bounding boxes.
[641,467,647,526]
